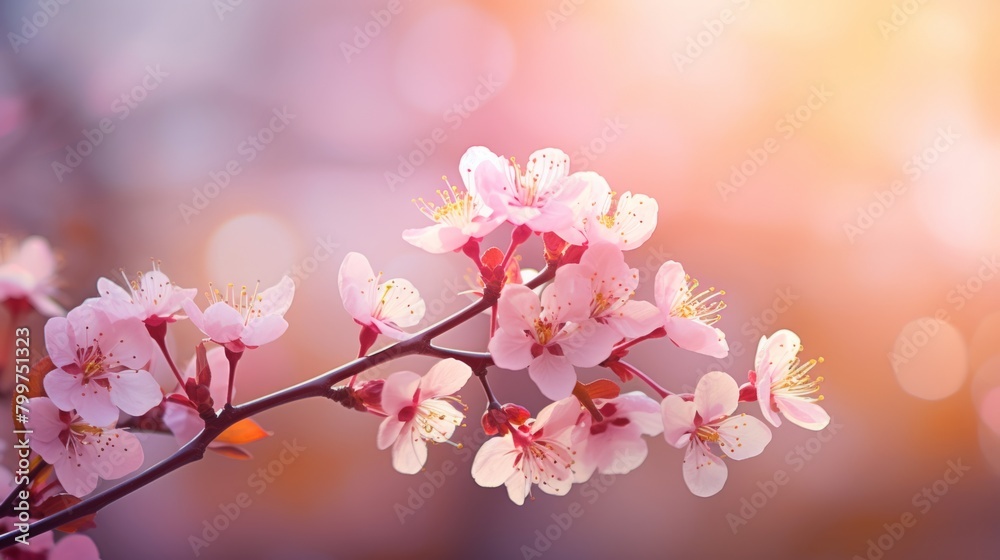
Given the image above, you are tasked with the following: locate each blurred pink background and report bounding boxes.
[2,0,1000,558]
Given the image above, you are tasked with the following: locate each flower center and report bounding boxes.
[413,182,479,227]
[775,356,825,402]
[533,318,555,345]
[672,276,726,325]
[695,425,721,443]
[206,282,263,325]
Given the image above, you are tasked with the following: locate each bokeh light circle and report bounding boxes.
[891,318,967,400]
[205,213,297,285]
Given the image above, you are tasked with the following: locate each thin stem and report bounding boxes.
[224,348,242,408]
[149,324,186,389]
[0,265,557,549]
[613,326,666,354]
[476,371,501,408]
[500,225,532,270]
[619,360,672,399]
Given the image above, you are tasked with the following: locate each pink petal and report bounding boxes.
[108,369,162,418]
[242,314,289,348]
[198,302,245,343]
[524,148,570,193]
[28,293,65,317]
[653,260,686,313]
[256,275,295,317]
[104,318,154,370]
[53,454,99,498]
[43,316,75,368]
[391,424,429,474]
[471,436,518,487]
[666,317,729,358]
[488,329,535,371]
[377,417,406,451]
[589,435,648,475]
[543,272,592,324]
[181,299,207,333]
[15,236,56,278]
[756,371,781,427]
[42,369,84,414]
[717,414,772,460]
[376,278,424,328]
[402,224,469,254]
[496,284,541,332]
[775,397,831,431]
[528,352,577,400]
[682,442,728,497]
[523,198,575,233]
[605,300,663,338]
[754,330,800,382]
[561,321,620,368]
[694,371,739,422]
[614,391,665,436]
[381,371,421,416]
[419,358,472,398]
[504,470,531,505]
[661,395,696,447]
[25,398,69,463]
[459,146,501,197]
[89,429,144,479]
[338,252,377,322]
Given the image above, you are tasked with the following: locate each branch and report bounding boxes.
[0,265,556,549]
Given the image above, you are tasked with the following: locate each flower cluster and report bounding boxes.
[339,146,831,502]
[0,247,293,556]
[0,143,832,555]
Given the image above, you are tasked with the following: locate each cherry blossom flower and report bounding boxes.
[181,276,294,354]
[557,243,662,338]
[488,277,621,400]
[553,174,658,251]
[471,398,579,505]
[402,167,504,253]
[570,391,664,482]
[464,146,586,233]
[163,347,231,446]
[89,262,196,326]
[376,359,471,474]
[654,260,729,358]
[0,235,64,316]
[661,371,772,497]
[338,252,424,341]
[25,397,144,498]
[753,329,830,431]
[43,305,160,426]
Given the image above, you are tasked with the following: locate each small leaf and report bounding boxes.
[215,418,271,445]
[580,379,621,400]
[209,445,253,461]
[36,495,97,533]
